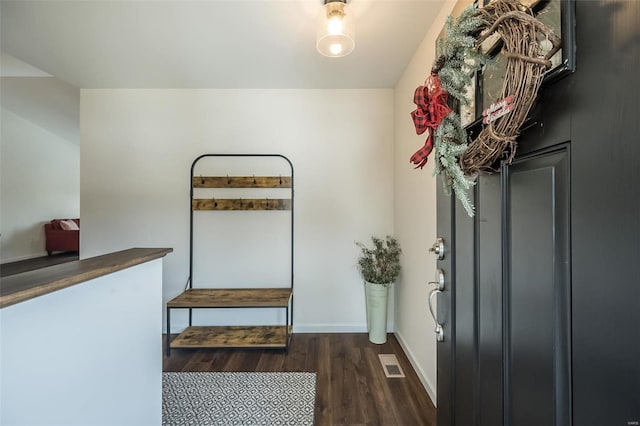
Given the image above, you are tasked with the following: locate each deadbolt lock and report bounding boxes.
[428,237,445,260]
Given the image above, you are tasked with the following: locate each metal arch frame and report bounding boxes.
[187,153,295,337]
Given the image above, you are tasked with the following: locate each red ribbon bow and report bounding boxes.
[409,73,452,169]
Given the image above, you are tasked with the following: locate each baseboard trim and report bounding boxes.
[292,324,368,333]
[394,330,437,406]
[293,323,397,333]
[164,323,396,335]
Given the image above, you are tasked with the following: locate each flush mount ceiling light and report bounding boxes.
[316,0,355,58]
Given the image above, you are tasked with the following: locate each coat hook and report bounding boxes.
[266,197,269,209]
[239,198,243,208]
[253,174,256,184]
[279,175,282,185]
[213,196,217,208]
[227,175,231,185]
[200,175,204,185]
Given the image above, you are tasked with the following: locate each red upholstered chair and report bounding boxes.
[45,219,80,255]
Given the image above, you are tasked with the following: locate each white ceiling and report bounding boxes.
[0,0,447,89]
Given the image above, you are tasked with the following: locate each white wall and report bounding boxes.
[0,77,80,262]
[80,89,395,333]
[393,0,456,404]
[0,259,163,426]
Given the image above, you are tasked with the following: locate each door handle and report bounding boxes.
[428,268,445,291]
[428,237,445,260]
[427,269,445,341]
[428,289,444,342]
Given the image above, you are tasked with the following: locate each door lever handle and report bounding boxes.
[428,268,445,291]
[428,289,444,342]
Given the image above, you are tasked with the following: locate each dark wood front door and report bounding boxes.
[436,145,571,426]
[503,146,572,426]
[435,2,640,425]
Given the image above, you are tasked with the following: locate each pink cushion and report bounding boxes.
[50,219,80,230]
[59,219,79,231]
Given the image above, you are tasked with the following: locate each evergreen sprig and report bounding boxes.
[432,4,487,216]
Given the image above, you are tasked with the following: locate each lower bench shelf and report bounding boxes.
[165,287,293,355]
[170,325,293,349]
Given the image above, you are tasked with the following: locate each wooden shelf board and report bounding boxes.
[192,198,291,211]
[167,288,292,308]
[193,176,292,188]
[170,325,291,348]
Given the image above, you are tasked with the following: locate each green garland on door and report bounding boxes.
[433,5,486,216]
[411,1,562,217]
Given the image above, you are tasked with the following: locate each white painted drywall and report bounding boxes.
[0,259,163,426]
[393,0,456,405]
[80,89,395,333]
[0,76,80,262]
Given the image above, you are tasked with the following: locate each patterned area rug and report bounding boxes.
[162,372,316,426]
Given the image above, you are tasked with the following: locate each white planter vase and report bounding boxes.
[364,281,389,344]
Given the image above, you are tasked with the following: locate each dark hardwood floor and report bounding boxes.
[163,333,436,426]
[0,252,78,277]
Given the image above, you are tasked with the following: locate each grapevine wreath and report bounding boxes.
[410,0,561,216]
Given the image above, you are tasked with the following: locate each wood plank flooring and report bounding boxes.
[0,252,78,277]
[163,333,436,426]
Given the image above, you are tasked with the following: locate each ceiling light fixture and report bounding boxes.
[316,0,355,58]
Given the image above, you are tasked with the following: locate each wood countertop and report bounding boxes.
[0,247,172,309]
